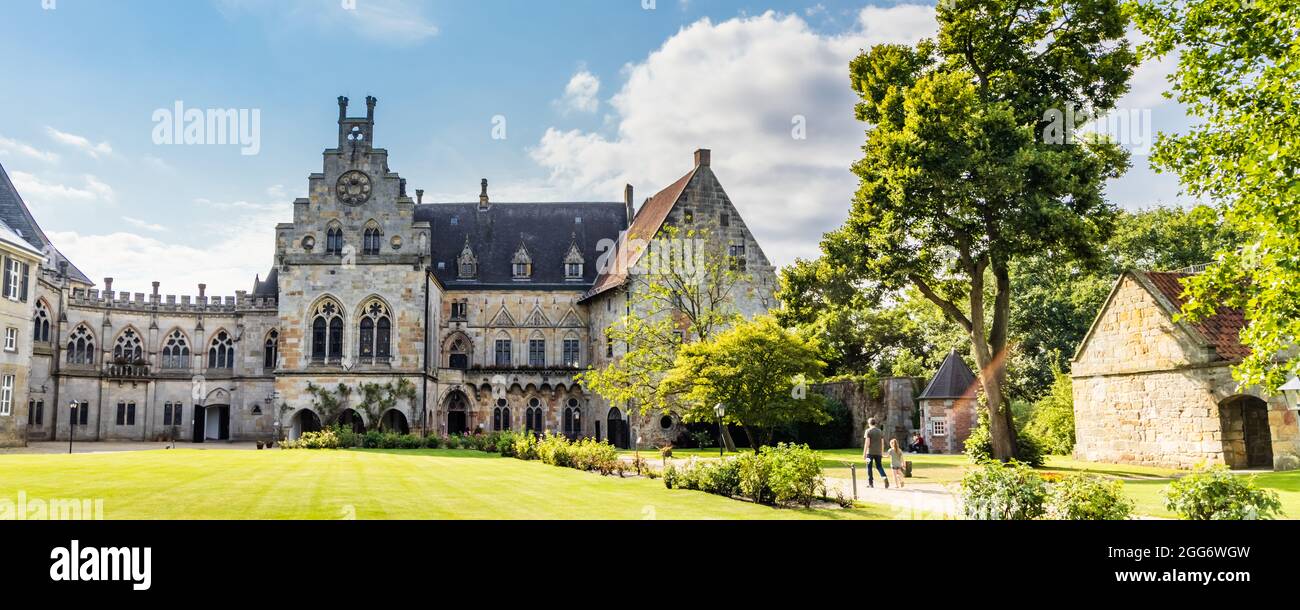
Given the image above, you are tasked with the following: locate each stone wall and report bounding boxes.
[816,377,917,449]
[921,397,977,454]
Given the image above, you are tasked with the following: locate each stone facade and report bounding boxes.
[0,225,41,447]
[2,96,777,450]
[1072,271,1299,470]
[816,377,917,449]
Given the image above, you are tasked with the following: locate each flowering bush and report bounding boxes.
[959,461,1049,520]
[1047,474,1134,520]
[1163,465,1283,520]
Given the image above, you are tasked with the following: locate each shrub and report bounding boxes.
[513,433,540,461]
[570,438,618,475]
[333,425,360,448]
[959,461,1049,520]
[496,431,519,457]
[737,451,775,505]
[537,433,574,467]
[663,463,678,489]
[697,459,742,498]
[288,428,342,450]
[766,443,824,507]
[398,434,424,449]
[361,430,384,449]
[965,410,1045,468]
[378,432,401,449]
[1024,370,1076,455]
[423,435,442,449]
[1163,465,1283,520]
[1048,474,1134,520]
[689,431,715,449]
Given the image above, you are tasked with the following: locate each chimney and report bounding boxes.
[151,281,160,297]
[103,277,113,294]
[624,184,636,221]
[337,96,349,121]
[365,96,377,122]
[694,148,711,167]
[416,189,424,205]
[198,283,207,299]
[58,260,67,279]
[479,178,490,211]
[400,178,407,198]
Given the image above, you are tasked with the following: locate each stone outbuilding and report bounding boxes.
[1072,270,1299,470]
[918,350,980,454]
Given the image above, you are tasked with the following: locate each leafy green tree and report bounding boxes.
[660,316,828,449]
[1024,368,1075,454]
[1132,0,1300,392]
[828,0,1136,460]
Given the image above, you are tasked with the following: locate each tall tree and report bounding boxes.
[1132,0,1300,392]
[827,0,1136,460]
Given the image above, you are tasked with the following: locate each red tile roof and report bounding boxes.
[1140,271,1251,361]
[584,166,698,300]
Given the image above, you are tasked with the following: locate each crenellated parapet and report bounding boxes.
[68,287,277,313]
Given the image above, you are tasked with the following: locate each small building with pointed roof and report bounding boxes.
[1072,269,1298,470]
[918,349,981,454]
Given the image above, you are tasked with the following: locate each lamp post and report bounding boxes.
[714,403,726,458]
[68,400,78,454]
[1281,376,1300,412]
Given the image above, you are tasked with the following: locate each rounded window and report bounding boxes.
[529,398,541,408]
[497,398,507,407]
[659,415,673,430]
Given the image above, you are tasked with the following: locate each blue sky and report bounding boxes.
[0,0,1191,296]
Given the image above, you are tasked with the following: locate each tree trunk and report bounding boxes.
[720,424,738,452]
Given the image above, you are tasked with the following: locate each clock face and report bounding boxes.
[335,170,372,206]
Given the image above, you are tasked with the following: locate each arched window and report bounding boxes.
[326,225,344,256]
[33,301,50,343]
[526,397,543,433]
[363,225,382,255]
[493,398,511,431]
[358,299,392,363]
[161,330,190,369]
[448,337,469,370]
[563,398,581,438]
[311,299,344,363]
[208,331,235,370]
[66,325,95,365]
[113,328,143,363]
[264,330,279,369]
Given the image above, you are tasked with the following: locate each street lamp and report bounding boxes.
[1281,376,1300,411]
[68,400,78,454]
[714,403,726,458]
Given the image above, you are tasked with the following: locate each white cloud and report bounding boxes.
[557,68,602,114]
[45,127,113,159]
[0,135,59,163]
[122,216,167,232]
[531,7,940,266]
[142,155,174,172]
[216,0,438,45]
[10,171,115,205]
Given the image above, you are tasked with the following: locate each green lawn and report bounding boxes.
[0,449,892,520]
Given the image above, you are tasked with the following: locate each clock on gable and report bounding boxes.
[335,170,373,206]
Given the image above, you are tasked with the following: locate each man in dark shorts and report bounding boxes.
[863,418,888,488]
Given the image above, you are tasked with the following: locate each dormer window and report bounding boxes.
[563,235,584,280]
[457,237,478,279]
[512,241,532,280]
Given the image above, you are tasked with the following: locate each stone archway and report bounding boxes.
[290,409,322,441]
[444,390,470,436]
[1221,395,1273,469]
[381,409,410,435]
[337,408,366,434]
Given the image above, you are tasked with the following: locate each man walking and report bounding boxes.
[863,418,888,488]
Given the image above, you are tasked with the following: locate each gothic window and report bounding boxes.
[457,238,477,279]
[528,338,545,368]
[358,299,392,362]
[451,301,468,320]
[562,338,580,368]
[113,328,143,363]
[66,325,95,365]
[264,329,279,369]
[494,338,512,368]
[162,330,191,369]
[208,331,235,370]
[563,398,581,438]
[326,225,344,256]
[526,398,543,433]
[511,241,532,280]
[310,299,345,363]
[363,225,382,256]
[493,399,511,431]
[33,301,50,343]
[448,338,469,370]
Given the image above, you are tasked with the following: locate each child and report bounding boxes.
[887,438,905,489]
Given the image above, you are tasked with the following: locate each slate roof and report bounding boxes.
[918,350,979,400]
[1138,271,1250,361]
[0,161,93,284]
[252,268,279,297]
[585,166,698,300]
[415,202,629,289]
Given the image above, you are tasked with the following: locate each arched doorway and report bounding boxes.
[607,407,629,449]
[290,409,322,440]
[192,404,230,443]
[337,408,366,434]
[381,409,410,434]
[1221,395,1273,469]
[445,391,470,435]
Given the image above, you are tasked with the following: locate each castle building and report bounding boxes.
[0,97,775,449]
[1072,270,1299,470]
